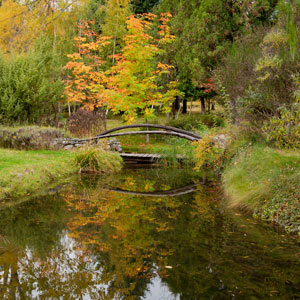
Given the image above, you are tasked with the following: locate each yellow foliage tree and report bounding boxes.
[0,0,37,54]
[0,0,85,55]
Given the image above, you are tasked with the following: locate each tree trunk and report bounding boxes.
[211,102,215,110]
[200,97,206,114]
[182,99,187,114]
[230,98,239,125]
[172,96,181,119]
[189,99,193,115]
[68,102,71,117]
[207,100,211,113]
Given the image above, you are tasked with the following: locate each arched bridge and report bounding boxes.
[94,124,201,141]
[75,124,201,163]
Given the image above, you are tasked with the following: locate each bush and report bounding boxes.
[166,114,224,132]
[0,37,65,125]
[67,108,106,137]
[0,126,66,150]
[194,131,231,171]
[263,103,300,149]
[215,4,300,126]
[74,147,123,173]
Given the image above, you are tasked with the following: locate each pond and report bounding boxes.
[0,167,300,299]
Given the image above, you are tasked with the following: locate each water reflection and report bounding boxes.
[0,168,300,299]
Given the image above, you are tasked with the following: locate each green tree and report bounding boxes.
[0,36,65,125]
[102,0,131,62]
[131,0,160,13]
[156,0,279,115]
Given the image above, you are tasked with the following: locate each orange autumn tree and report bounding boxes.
[65,13,182,122]
[64,21,109,111]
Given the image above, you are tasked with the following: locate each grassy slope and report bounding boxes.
[0,148,76,204]
[223,144,300,232]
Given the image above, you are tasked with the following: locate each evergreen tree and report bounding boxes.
[131,0,160,13]
[156,0,279,113]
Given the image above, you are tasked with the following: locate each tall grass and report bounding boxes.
[153,137,196,167]
[223,144,300,233]
[75,147,123,174]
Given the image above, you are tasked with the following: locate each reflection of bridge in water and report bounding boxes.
[105,183,198,197]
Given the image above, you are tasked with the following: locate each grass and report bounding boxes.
[222,143,300,233]
[0,148,76,204]
[75,146,123,173]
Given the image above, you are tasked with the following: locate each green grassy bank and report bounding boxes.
[222,144,300,233]
[0,148,77,205]
[0,147,123,206]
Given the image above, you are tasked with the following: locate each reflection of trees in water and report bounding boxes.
[0,233,109,299]
[65,173,300,300]
[0,168,300,299]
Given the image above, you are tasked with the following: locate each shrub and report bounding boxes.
[194,132,231,171]
[67,108,106,137]
[215,5,300,126]
[263,103,300,149]
[74,147,123,173]
[166,114,224,132]
[0,38,65,125]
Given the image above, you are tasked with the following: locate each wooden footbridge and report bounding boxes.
[77,124,201,163]
[95,124,201,141]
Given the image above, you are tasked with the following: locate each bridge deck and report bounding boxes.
[120,153,183,164]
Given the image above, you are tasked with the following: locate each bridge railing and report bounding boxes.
[73,124,201,142]
[95,124,201,141]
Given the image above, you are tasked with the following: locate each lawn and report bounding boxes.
[0,148,76,205]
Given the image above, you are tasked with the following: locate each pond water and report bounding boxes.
[0,167,300,299]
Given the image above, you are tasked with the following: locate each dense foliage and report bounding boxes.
[0,38,65,125]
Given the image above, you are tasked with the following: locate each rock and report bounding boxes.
[213,134,230,149]
[108,138,122,152]
[64,145,74,150]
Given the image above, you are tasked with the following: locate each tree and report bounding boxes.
[102,0,131,62]
[0,0,37,54]
[0,37,65,125]
[65,13,181,122]
[156,0,279,115]
[105,13,182,122]
[131,0,160,14]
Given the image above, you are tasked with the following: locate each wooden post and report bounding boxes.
[146,119,149,144]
